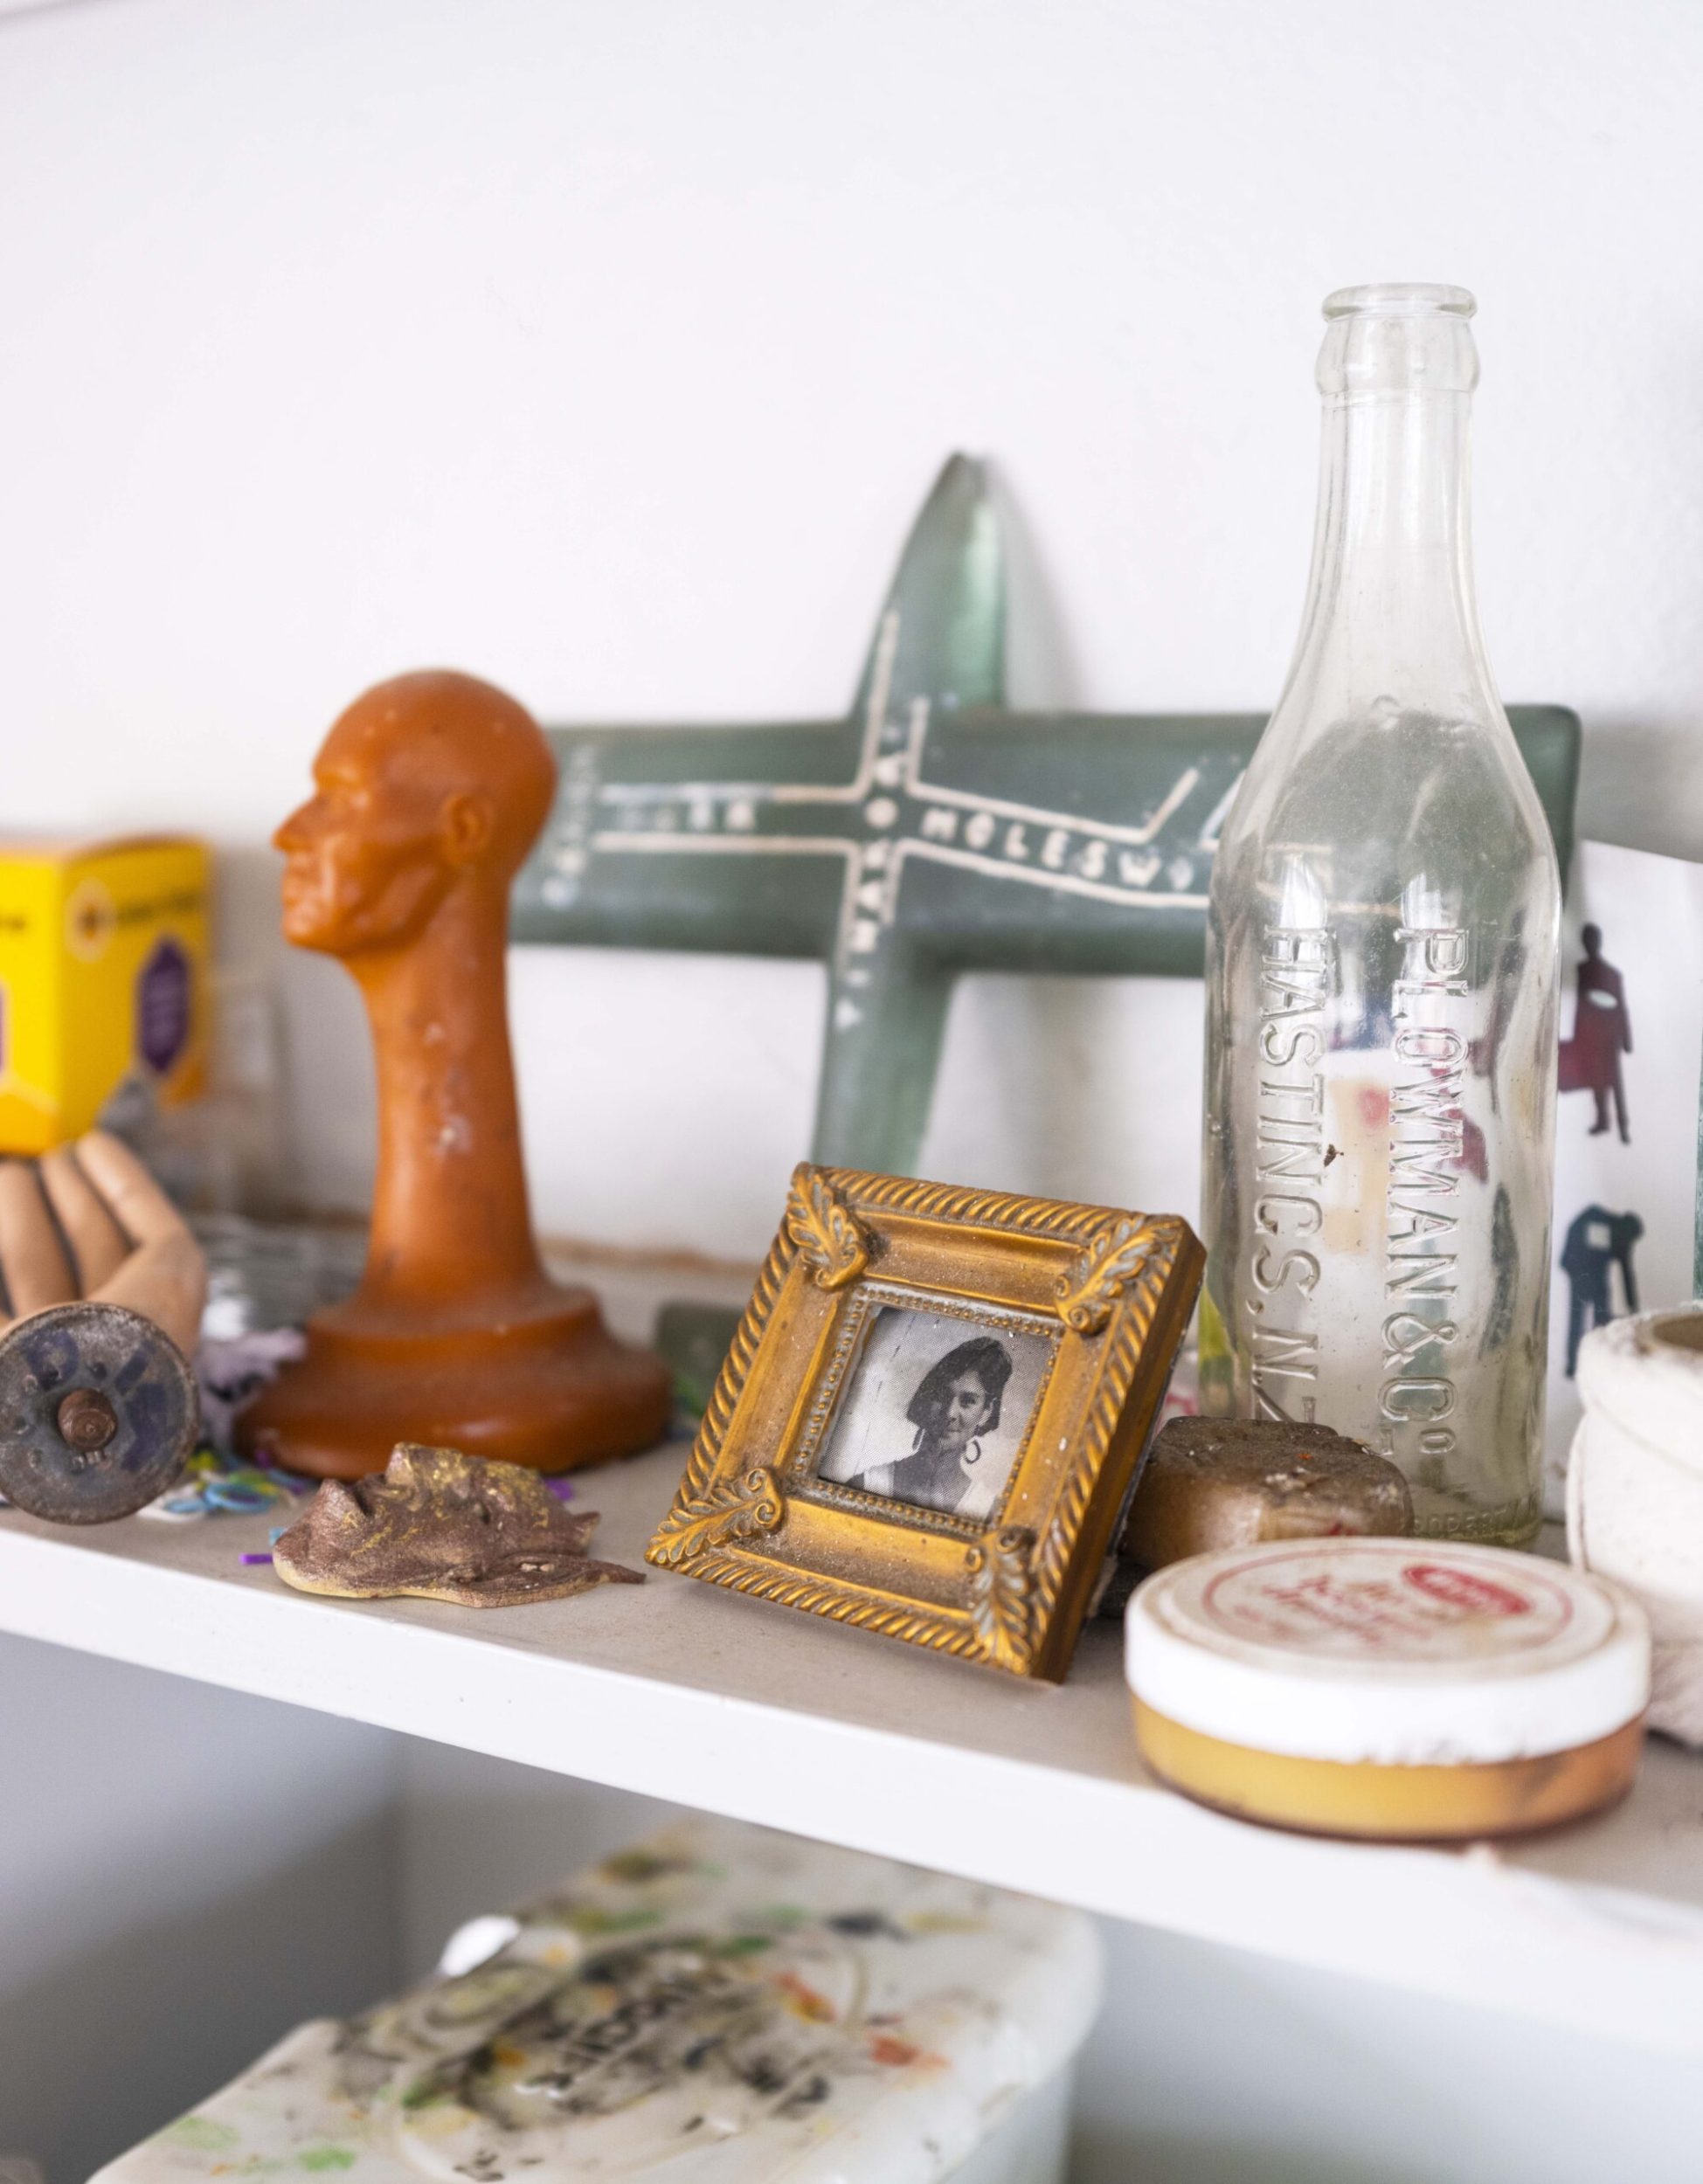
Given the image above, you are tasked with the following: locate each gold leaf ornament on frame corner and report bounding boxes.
[966,1524,1036,1675]
[647,1467,785,1570]
[785,1166,870,1290]
[1055,1216,1155,1336]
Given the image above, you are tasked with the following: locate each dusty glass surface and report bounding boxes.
[1203,285,1560,1545]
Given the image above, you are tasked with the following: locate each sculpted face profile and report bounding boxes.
[275,680,552,958]
[239,670,672,1479]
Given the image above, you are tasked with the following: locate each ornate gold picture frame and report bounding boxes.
[647,1166,1203,1680]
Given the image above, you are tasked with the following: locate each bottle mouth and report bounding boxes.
[1318,284,1479,396]
[1324,282,1476,321]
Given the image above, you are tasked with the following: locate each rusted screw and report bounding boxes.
[57,1386,119,1454]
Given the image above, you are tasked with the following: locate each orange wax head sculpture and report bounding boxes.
[238,670,672,1480]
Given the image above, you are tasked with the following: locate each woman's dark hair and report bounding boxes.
[905,1336,1014,1436]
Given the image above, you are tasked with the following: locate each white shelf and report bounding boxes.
[4,1434,1703,2058]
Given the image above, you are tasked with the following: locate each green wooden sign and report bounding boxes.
[514,456,1581,1181]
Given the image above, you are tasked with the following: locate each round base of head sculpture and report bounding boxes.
[237,1283,671,1480]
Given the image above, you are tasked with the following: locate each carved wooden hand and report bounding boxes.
[0,1132,205,1357]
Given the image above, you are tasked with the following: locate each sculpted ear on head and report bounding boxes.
[439,789,497,870]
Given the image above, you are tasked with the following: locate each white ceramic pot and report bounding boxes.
[1568,1304,1703,1745]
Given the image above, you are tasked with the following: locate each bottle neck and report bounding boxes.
[1285,301,1495,721]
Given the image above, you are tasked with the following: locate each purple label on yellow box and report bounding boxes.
[136,937,191,1076]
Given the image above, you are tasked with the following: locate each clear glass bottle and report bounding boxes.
[1201,284,1559,1545]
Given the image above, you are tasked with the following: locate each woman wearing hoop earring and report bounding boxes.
[852,1335,1014,1517]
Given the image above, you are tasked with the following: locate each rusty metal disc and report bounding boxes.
[0,1303,199,1524]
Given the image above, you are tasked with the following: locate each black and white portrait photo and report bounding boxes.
[814,1305,1056,1523]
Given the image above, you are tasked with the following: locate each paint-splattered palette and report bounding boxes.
[93,1819,1100,2184]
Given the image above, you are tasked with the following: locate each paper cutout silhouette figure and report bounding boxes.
[1558,923,1631,1142]
[1561,1203,1643,1376]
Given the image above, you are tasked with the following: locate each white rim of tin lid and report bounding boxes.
[1125,1538,1650,1766]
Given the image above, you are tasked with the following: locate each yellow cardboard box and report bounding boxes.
[0,835,211,1154]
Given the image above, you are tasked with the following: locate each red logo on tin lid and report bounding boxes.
[1403,1562,1531,1618]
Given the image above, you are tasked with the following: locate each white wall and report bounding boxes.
[3,0,1700,1255]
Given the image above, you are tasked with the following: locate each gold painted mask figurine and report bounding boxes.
[273,1443,642,1608]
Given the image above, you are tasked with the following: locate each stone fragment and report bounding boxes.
[1122,1416,1411,1572]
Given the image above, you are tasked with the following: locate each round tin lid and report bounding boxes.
[1126,1538,1650,1766]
